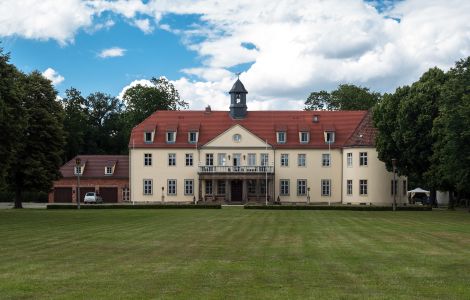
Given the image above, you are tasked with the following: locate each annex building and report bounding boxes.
[129,79,407,205]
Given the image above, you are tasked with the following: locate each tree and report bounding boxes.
[0,47,24,190]
[9,71,65,208]
[305,84,381,111]
[123,77,188,126]
[62,88,88,162]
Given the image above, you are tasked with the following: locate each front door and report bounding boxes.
[231,180,242,202]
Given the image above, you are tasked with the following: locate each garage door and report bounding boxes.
[54,187,72,203]
[77,187,95,203]
[100,187,118,203]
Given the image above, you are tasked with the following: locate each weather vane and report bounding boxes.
[235,72,241,79]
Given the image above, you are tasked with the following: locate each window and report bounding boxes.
[261,154,269,166]
[322,153,330,167]
[298,154,306,167]
[168,153,176,166]
[297,179,307,196]
[105,166,113,175]
[74,166,82,175]
[144,132,153,143]
[218,153,226,166]
[144,153,152,166]
[347,152,352,167]
[233,134,241,142]
[321,179,331,196]
[188,131,198,143]
[217,180,225,195]
[166,131,176,143]
[391,180,398,195]
[247,153,256,166]
[167,179,177,195]
[205,180,213,195]
[359,152,368,166]
[277,131,286,143]
[359,179,368,195]
[325,131,335,144]
[248,180,256,194]
[260,180,267,195]
[185,153,193,166]
[347,180,353,195]
[143,179,152,195]
[280,179,289,196]
[281,154,289,167]
[206,153,214,166]
[299,132,309,143]
[403,180,407,196]
[122,187,130,202]
[184,179,194,195]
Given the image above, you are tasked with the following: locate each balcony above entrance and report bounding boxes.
[198,165,274,174]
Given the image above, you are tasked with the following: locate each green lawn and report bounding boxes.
[1,208,470,299]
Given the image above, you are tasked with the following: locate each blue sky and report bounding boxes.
[1,0,470,110]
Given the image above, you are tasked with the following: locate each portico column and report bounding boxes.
[256,179,260,202]
[212,179,216,197]
[242,179,248,203]
[226,179,231,202]
[198,178,202,202]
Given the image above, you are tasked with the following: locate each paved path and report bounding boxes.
[0,202,47,209]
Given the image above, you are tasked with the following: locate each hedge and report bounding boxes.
[243,205,432,211]
[47,203,222,209]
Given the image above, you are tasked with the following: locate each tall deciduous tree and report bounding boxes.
[305,84,381,111]
[62,88,88,162]
[9,71,65,208]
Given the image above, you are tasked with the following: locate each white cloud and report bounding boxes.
[42,68,65,85]
[118,79,153,101]
[98,47,126,58]
[133,19,154,34]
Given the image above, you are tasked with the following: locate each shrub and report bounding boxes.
[47,203,222,209]
[243,205,432,211]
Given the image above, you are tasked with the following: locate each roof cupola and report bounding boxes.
[229,77,248,119]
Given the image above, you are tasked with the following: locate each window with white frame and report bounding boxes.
[122,187,130,202]
[206,153,214,166]
[217,153,226,166]
[168,153,176,166]
[277,131,286,143]
[184,179,194,195]
[280,179,290,196]
[347,152,352,167]
[217,180,225,195]
[322,153,330,167]
[144,132,153,143]
[167,179,177,195]
[143,179,152,195]
[144,153,152,166]
[205,180,213,195]
[321,179,331,196]
[299,132,309,143]
[261,153,269,166]
[185,153,193,166]
[280,153,289,167]
[391,180,398,195]
[359,179,368,195]
[166,131,176,143]
[325,131,335,144]
[359,152,368,166]
[297,179,307,196]
[188,131,198,144]
[347,180,353,195]
[105,166,113,175]
[74,166,82,175]
[247,153,256,166]
[298,154,306,167]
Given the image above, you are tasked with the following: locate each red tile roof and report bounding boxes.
[59,155,129,179]
[130,110,373,149]
[344,111,376,147]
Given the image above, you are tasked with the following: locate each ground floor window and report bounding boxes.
[391,179,398,195]
[297,179,307,196]
[217,180,226,195]
[260,180,267,195]
[205,180,213,195]
[347,180,352,195]
[167,179,177,195]
[184,179,194,195]
[359,179,368,195]
[280,179,289,196]
[403,180,407,196]
[321,179,331,196]
[143,179,152,195]
[123,187,130,201]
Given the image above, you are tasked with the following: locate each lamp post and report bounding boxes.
[392,158,397,212]
[307,187,311,204]
[75,157,81,210]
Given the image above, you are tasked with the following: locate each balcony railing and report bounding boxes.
[198,165,274,174]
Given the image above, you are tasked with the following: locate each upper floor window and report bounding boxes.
[280,154,289,167]
[322,153,330,167]
[144,132,153,143]
[298,154,306,167]
[324,131,335,144]
[299,132,309,143]
[277,131,286,144]
[359,152,368,166]
[247,153,256,166]
[166,131,176,143]
[168,153,176,166]
[261,153,269,166]
[206,153,214,166]
[347,152,353,167]
[217,153,226,166]
[185,153,193,166]
[188,131,198,144]
[144,153,152,166]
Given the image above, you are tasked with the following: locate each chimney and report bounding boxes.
[205,105,212,113]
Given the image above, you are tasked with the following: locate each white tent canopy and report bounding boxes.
[407,188,430,198]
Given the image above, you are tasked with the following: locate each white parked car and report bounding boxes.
[84,192,103,204]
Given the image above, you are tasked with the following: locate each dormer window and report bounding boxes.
[105,166,113,175]
[277,131,286,144]
[144,132,153,143]
[74,166,82,175]
[188,131,198,144]
[166,131,176,143]
[299,132,309,143]
[324,131,335,144]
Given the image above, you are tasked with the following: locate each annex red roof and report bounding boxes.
[344,110,376,147]
[59,155,129,179]
[129,110,372,149]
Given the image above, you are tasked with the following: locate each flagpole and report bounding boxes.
[265,139,268,206]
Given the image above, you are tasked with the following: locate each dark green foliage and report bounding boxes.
[305,84,381,111]
[0,191,48,202]
[47,203,221,209]
[244,205,431,211]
